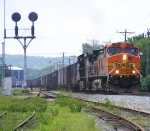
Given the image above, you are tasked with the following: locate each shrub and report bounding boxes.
[55,95,84,112]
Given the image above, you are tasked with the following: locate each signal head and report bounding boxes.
[12,12,21,22]
[28,12,38,22]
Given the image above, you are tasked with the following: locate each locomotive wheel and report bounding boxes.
[75,84,80,91]
[101,79,106,90]
[83,81,86,91]
[88,82,92,91]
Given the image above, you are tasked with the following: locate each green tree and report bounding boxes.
[141,75,150,92]
[82,40,103,53]
[128,34,150,92]
[128,34,149,77]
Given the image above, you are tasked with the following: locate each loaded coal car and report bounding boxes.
[70,62,79,90]
[53,70,58,89]
[46,70,58,90]
[58,65,70,89]
[31,77,42,88]
[58,68,63,88]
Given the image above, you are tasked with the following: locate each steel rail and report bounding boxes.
[92,107,145,131]
[0,111,7,117]
[40,91,58,98]
[14,110,36,131]
[85,101,150,117]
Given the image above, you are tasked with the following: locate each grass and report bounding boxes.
[12,88,30,95]
[32,99,100,131]
[0,89,101,131]
[0,94,47,131]
[31,90,101,131]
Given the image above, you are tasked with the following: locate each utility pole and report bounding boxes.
[146,29,150,76]
[49,61,51,73]
[117,29,135,42]
[62,52,64,86]
[2,0,6,93]
[69,58,70,65]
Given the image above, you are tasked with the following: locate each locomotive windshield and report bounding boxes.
[124,48,138,55]
[108,47,122,56]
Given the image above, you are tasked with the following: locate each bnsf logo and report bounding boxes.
[113,62,132,67]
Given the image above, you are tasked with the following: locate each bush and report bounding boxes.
[55,95,84,112]
[141,75,150,92]
[68,99,84,112]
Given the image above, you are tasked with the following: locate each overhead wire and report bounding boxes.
[129,14,150,30]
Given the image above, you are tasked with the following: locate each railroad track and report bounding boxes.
[14,110,36,131]
[0,95,37,131]
[41,91,150,130]
[0,110,36,131]
[42,91,150,117]
[0,111,7,118]
[74,90,150,97]
[43,89,150,97]
[91,107,146,131]
[40,91,58,98]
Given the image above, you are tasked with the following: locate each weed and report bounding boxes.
[86,115,97,130]
[136,115,142,123]
[114,107,121,116]
[104,98,114,111]
[50,105,59,116]
[55,92,84,113]
[85,103,94,110]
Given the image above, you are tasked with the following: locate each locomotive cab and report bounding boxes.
[106,42,141,93]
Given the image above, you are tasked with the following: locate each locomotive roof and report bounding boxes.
[78,48,104,59]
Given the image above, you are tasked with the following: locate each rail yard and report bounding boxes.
[1,0,150,130]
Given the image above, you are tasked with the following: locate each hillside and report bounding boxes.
[1,54,77,69]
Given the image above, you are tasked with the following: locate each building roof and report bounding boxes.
[10,66,23,70]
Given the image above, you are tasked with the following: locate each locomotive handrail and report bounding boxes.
[132,63,141,75]
[108,64,119,74]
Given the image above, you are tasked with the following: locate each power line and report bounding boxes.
[129,14,150,30]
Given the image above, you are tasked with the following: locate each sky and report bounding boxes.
[0,0,150,57]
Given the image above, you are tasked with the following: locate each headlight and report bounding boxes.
[123,54,127,60]
[115,70,119,74]
[132,70,136,74]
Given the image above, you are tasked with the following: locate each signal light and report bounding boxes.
[123,54,127,60]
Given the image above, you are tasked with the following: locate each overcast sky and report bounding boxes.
[0,0,150,57]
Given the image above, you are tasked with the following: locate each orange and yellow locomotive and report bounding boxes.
[78,42,141,93]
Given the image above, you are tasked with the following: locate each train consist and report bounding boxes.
[29,42,142,93]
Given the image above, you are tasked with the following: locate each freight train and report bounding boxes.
[28,42,142,93]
